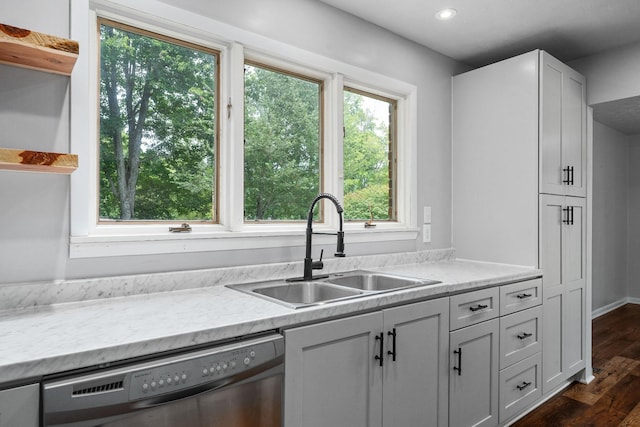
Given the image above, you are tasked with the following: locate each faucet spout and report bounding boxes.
[303,193,346,281]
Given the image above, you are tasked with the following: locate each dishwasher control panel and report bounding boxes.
[43,334,284,425]
[128,335,281,401]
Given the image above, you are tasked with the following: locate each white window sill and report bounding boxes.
[69,225,419,258]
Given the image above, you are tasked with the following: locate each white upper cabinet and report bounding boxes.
[540,52,587,197]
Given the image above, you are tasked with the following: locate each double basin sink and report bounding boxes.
[227,271,441,309]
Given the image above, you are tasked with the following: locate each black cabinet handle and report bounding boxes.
[562,207,571,224]
[469,304,488,312]
[516,381,532,391]
[570,206,575,225]
[563,166,575,185]
[387,328,397,362]
[375,333,384,367]
[453,348,462,376]
[516,293,532,299]
[517,332,533,340]
[570,166,575,185]
[563,166,571,184]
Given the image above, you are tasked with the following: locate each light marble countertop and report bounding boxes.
[0,255,541,386]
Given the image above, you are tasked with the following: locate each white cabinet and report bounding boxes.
[540,194,587,393]
[449,318,500,427]
[0,383,39,427]
[540,52,587,197]
[452,49,588,400]
[284,298,449,427]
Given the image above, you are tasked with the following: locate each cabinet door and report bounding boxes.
[382,298,449,427]
[284,312,383,427]
[542,286,564,393]
[539,51,586,197]
[0,384,39,427]
[449,319,499,427]
[540,195,586,394]
[564,197,586,375]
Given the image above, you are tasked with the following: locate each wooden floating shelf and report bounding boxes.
[0,23,79,76]
[0,148,78,174]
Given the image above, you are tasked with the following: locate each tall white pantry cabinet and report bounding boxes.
[452,49,588,398]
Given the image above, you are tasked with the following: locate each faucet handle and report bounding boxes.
[312,249,324,270]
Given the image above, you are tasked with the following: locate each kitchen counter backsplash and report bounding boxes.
[0,248,455,312]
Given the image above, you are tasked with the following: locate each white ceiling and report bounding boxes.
[317,0,640,135]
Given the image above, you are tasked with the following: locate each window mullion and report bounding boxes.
[226,42,245,232]
[322,73,344,229]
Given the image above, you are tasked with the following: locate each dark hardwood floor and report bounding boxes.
[513,303,640,427]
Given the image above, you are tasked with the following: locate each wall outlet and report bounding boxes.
[423,224,432,243]
[423,206,432,224]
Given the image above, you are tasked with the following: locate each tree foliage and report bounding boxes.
[244,65,320,221]
[343,91,392,221]
[99,24,393,224]
[99,23,216,221]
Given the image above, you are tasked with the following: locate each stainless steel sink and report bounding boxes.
[326,271,441,292]
[226,271,441,309]
[227,280,364,309]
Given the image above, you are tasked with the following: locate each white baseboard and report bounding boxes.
[592,297,640,319]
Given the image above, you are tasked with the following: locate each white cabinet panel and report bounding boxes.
[540,194,586,394]
[450,319,500,427]
[0,384,39,427]
[499,354,542,423]
[383,299,449,427]
[284,311,383,427]
[285,298,449,427]
[450,287,500,330]
[540,52,587,197]
[499,278,542,316]
[499,306,542,369]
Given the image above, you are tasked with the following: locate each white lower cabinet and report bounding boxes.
[284,298,449,427]
[0,384,39,427]
[499,353,542,422]
[449,318,500,427]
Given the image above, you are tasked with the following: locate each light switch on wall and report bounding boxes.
[423,224,431,243]
[423,206,432,224]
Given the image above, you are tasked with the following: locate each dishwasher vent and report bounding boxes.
[72,379,124,396]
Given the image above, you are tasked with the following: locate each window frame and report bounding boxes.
[69,0,418,258]
[242,58,326,224]
[342,86,398,223]
[96,17,222,225]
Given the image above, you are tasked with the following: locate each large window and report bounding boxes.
[98,19,219,223]
[343,88,397,222]
[71,6,418,258]
[244,63,322,221]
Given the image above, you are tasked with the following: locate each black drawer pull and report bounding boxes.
[375,333,384,367]
[453,348,462,376]
[469,304,488,312]
[516,293,532,299]
[517,332,533,340]
[516,381,532,391]
[387,328,397,362]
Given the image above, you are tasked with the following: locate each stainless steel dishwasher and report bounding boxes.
[42,333,284,427]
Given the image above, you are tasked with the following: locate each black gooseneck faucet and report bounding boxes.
[302,193,345,281]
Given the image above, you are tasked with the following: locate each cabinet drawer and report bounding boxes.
[450,287,499,330]
[500,278,542,316]
[500,306,542,369]
[499,353,542,423]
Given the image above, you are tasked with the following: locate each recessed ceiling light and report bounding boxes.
[435,8,457,20]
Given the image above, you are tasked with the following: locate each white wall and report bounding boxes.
[591,122,629,310]
[0,0,466,284]
[570,41,640,105]
[628,135,640,299]
[570,41,640,310]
